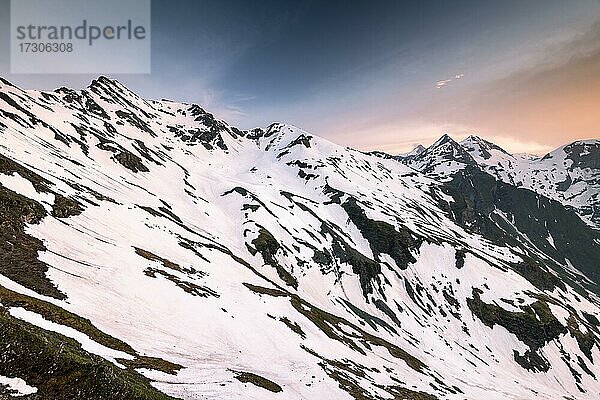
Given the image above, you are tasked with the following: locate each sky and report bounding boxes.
[0,0,599,154]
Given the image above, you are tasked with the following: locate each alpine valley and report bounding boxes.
[0,76,599,400]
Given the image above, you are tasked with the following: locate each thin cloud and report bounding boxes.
[436,79,452,88]
[435,73,464,88]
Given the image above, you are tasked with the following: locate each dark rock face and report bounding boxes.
[0,154,52,192]
[330,235,381,297]
[564,141,600,170]
[243,127,267,141]
[114,149,150,173]
[252,227,298,289]
[232,371,282,393]
[51,194,84,218]
[439,167,507,244]
[512,258,566,292]
[556,175,573,192]
[342,197,421,271]
[169,125,228,150]
[82,92,110,120]
[286,134,312,149]
[96,139,150,173]
[467,288,566,371]
[241,123,283,142]
[441,166,600,290]
[168,106,230,150]
[454,250,466,269]
[115,110,156,137]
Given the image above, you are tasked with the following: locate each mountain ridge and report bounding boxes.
[0,76,599,400]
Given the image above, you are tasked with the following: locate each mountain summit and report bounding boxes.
[0,77,599,399]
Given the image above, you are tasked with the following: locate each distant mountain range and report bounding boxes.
[0,76,599,400]
[388,134,600,230]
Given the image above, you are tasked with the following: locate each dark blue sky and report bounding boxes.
[1,0,599,153]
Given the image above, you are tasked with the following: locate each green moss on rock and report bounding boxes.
[0,307,177,400]
[0,285,133,353]
[0,185,65,299]
[117,356,183,375]
[51,194,84,219]
[0,154,51,192]
[232,370,282,393]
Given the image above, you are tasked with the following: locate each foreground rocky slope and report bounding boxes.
[0,76,599,399]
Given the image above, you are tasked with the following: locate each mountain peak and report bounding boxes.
[552,139,600,170]
[410,144,426,154]
[460,134,493,148]
[399,133,476,176]
[461,134,484,144]
[431,133,456,147]
[87,76,137,100]
[395,144,426,159]
[88,75,121,89]
[425,134,470,156]
[460,134,511,159]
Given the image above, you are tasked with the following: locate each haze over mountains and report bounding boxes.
[0,76,599,400]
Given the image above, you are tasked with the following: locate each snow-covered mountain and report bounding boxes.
[399,134,477,178]
[399,134,600,230]
[0,76,599,400]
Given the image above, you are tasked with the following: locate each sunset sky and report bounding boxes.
[1,0,599,154]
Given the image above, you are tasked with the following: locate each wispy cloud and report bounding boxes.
[435,73,464,88]
[231,94,258,103]
[435,79,452,89]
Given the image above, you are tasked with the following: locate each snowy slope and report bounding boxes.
[0,77,599,400]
